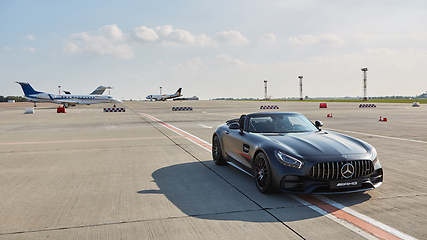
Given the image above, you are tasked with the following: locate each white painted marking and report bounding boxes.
[315,195,417,240]
[287,194,378,240]
[198,124,213,129]
[326,128,427,144]
[203,112,239,117]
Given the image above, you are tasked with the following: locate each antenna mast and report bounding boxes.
[298,76,303,100]
[264,80,268,100]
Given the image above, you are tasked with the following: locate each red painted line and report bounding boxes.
[0,136,184,146]
[142,113,212,151]
[233,149,251,160]
[298,195,402,240]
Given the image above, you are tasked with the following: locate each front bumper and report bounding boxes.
[278,168,383,194]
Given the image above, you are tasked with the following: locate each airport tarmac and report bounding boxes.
[0,100,425,239]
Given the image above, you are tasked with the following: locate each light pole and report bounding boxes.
[58,86,61,95]
[264,80,268,100]
[160,86,162,95]
[361,68,368,101]
[298,76,303,100]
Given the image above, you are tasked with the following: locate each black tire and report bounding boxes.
[253,152,275,194]
[212,135,227,165]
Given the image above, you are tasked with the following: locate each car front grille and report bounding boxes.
[309,160,374,179]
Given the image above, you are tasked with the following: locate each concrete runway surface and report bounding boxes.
[0,101,425,239]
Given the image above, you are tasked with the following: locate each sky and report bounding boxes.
[1,0,427,100]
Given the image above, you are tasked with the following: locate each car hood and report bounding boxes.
[262,131,369,157]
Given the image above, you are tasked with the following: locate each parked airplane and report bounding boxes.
[63,86,111,95]
[146,88,182,101]
[16,82,122,107]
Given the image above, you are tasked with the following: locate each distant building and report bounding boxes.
[8,100,15,103]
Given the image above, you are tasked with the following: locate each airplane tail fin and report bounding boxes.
[15,82,42,96]
[176,88,182,95]
[90,86,110,95]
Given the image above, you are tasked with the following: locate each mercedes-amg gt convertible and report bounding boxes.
[212,112,383,194]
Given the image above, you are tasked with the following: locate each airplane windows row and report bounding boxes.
[62,96,98,99]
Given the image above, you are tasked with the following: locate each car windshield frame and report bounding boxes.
[246,113,319,133]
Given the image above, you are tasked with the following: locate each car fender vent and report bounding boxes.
[309,160,374,179]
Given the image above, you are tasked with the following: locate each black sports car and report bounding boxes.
[212,112,383,194]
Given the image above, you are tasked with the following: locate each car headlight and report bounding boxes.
[371,148,379,163]
[274,151,304,169]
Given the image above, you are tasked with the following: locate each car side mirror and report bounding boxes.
[315,120,323,127]
[229,123,239,129]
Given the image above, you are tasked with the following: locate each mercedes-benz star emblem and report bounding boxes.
[341,163,355,178]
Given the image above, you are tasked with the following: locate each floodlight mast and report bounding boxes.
[264,80,268,100]
[361,68,368,101]
[298,76,303,100]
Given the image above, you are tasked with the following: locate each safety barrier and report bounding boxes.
[359,104,376,108]
[172,107,193,111]
[379,116,388,122]
[24,108,34,114]
[104,108,126,112]
[57,107,66,113]
[319,103,327,108]
[260,105,279,109]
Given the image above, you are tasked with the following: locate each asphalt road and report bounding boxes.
[0,101,425,239]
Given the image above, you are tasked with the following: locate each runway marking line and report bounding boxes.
[142,113,416,240]
[142,114,212,151]
[0,136,184,146]
[326,128,427,144]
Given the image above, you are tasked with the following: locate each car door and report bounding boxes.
[222,126,244,165]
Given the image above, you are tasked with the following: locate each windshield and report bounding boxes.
[247,113,318,133]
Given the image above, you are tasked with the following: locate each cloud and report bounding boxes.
[216,54,245,66]
[99,25,126,41]
[356,34,370,43]
[259,33,277,44]
[288,34,345,46]
[131,26,159,42]
[153,25,218,46]
[63,24,219,58]
[131,25,218,46]
[67,24,134,58]
[23,47,36,52]
[4,46,12,51]
[63,42,79,53]
[26,34,35,40]
[214,31,251,44]
[173,58,204,73]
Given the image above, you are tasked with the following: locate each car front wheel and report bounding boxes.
[253,152,274,193]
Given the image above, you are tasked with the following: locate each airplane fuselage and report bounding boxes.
[25,93,121,105]
[146,88,182,101]
[16,82,122,107]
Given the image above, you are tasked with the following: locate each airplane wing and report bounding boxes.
[58,99,81,104]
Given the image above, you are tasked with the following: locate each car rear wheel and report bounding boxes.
[253,152,274,193]
[212,135,227,165]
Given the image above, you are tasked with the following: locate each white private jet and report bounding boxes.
[146,88,182,101]
[16,82,122,107]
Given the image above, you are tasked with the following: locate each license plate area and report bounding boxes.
[330,179,362,189]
